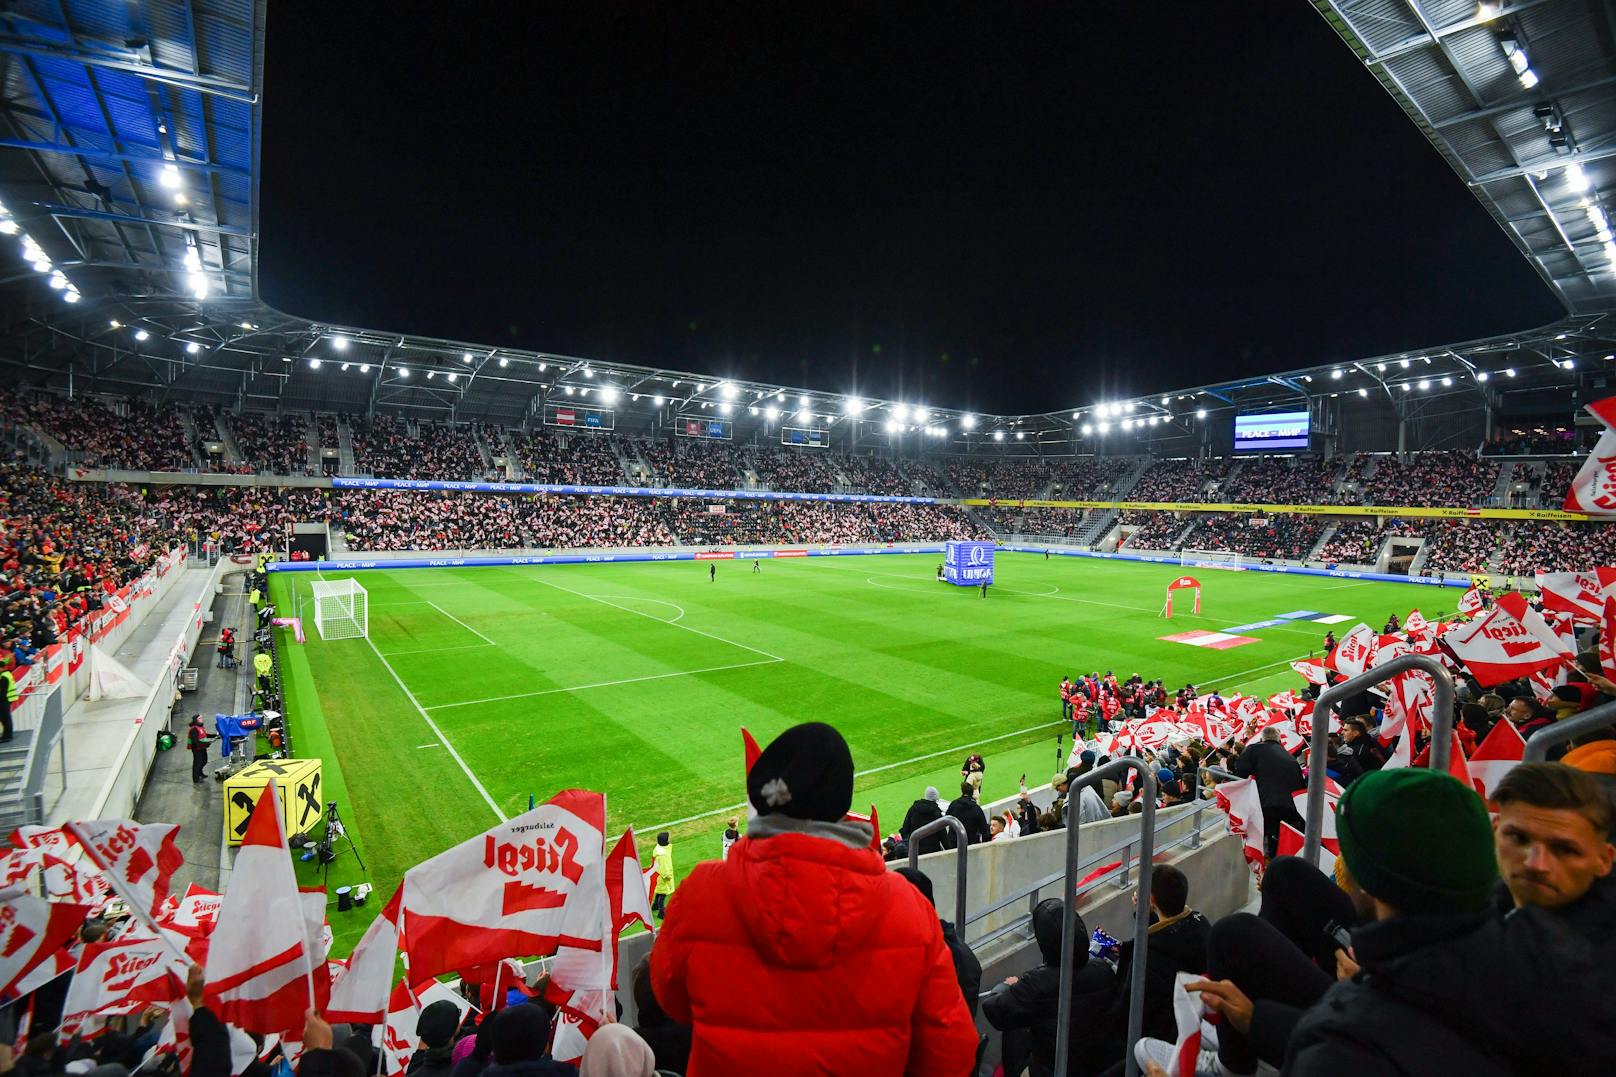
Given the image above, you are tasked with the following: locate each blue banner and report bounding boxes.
[943,540,996,586]
[330,476,936,504]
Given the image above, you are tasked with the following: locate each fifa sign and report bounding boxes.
[943,541,996,587]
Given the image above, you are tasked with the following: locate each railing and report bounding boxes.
[1524,701,1616,761]
[1301,653,1453,864]
[905,816,968,930]
[1055,756,1158,1077]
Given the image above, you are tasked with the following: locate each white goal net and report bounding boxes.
[311,578,369,641]
[1180,549,1244,570]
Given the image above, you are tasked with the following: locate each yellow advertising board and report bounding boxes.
[221,758,325,846]
[958,498,1591,522]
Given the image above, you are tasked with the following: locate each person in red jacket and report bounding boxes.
[650,722,978,1076]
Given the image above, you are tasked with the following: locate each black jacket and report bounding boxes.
[1106,911,1210,1044]
[478,1059,574,1077]
[900,797,945,854]
[1232,741,1305,807]
[982,901,1119,1077]
[944,795,992,846]
[940,918,982,1018]
[1281,902,1613,1077]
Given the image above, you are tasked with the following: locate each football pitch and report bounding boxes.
[268,553,1445,950]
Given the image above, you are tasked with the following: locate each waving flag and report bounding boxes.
[1603,596,1616,677]
[1212,777,1265,873]
[1442,592,1574,686]
[1459,586,1486,617]
[1276,822,1337,876]
[60,936,189,1037]
[1536,571,1605,623]
[376,980,425,1077]
[66,820,184,923]
[1469,719,1527,800]
[1327,624,1377,677]
[1289,657,1328,685]
[401,789,607,980]
[1166,973,1206,1077]
[1562,396,1616,515]
[204,782,315,1034]
[326,886,401,1024]
[0,891,93,995]
[160,884,222,939]
[1413,731,1474,789]
[1404,609,1429,637]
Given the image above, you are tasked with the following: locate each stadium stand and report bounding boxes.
[1359,449,1499,508]
[230,412,311,476]
[1129,457,1233,502]
[1178,512,1327,561]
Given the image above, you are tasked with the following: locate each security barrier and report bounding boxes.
[1523,702,1616,761]
[905,815,969,930]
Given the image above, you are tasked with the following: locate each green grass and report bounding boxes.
[269,553,1451,952]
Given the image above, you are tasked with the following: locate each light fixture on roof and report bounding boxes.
[1160,396,1170,406]
[885,418,901,434]
[797,395,808,407]
[914,409,928,424]
[1505,367,1516,377]
[499,356,509,367]
[1194,408,1206,419]
[309,358,322,370]
[173,192,188,207]
[748,405,758,416]
[538,362,548,372]
[1122,418,1134,430]
[1399,358,1410,368]
[1564,163,1590,193]
[583,367,593,378]
[1442,376,1453,387]
[653,395,666,406]
[720,402,733,415]
[1150,415,1161,426]
[1498,30,1538,90]
[844,397,864,415]
[601,386,619,404]
[1015,431,1025,440]
[399,366,410,377]
[955,414,973,430]
[0,220,16,236]
[332,336,348,351]
[240,321,255,330]
[692,382,703,392]
[1357,387,1369,396]
[1097,422,1110,434]
[158,164,181,189]
[338,362,350,373]
[135,329,150,341]
[564,385,574,395]
[1562,359,1577,370]
[63,290,79,303]
[1401,382,1412,392]
[1376,362,1386,372]
[360,363,371,373]
[427,370,436,379]
[796,408,810,423]
[993,430,1005,441]
[893,404,910,423]
[1080,423,1093,435]
[1302,375,1313,382]
[765,405,779,421]
[1124,401,1135,413]
[719,381,737,400]
[186,341,201,355]
[1417,379,1430,390]
[1331,369,1342,379]
[1476,370,1489,382]
[109,319,121,329]
[47,271,66,290]
[447,372,458,383]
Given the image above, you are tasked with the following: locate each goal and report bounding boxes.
[311,578,369,641]
[1180,549,1244,570]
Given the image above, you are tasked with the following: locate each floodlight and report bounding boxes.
[748,406,758,416]
[135,329,150,341]
[961,415,976,429]
[47,272,65,290]
[844,398,863,415]
[31,259,49,273]
[719,382,737,400]
[1376,362,1386,372]
[1015,431,1024,440]
[564,385,574,395]
[538,362,548,371]
[796,408,810,422]
[583,367,594,378]
[447,372,458,383]
[1194,409,1206,419]
[1400,383,1411,392]
[186,341,201,354]
[332,336,348,351]
[1072,412,1081,420]
[1080,424,1092,435]
[602,387,620,404]
[720,403,732,415]
[1161,397,1170,406]
[765,405,779,421]
[427,370,436,380]
[340,362,350,372]
[914,409,928,424]
[885,418,901,433]
[399,367,410,377]
[1417,379,1429,390]
[63,290,79,303]
[1441,376,1453,387]
[1565,163,1591,192]
[1098,422,1111,434]
[893,404,910,423]
[499,356,509,367]
[1399,358,1410,368]
[1357,387,1369,396]
[798,395,809,406]
[1476,371,1489,382]
[0,221,15,236]
[1505,368,1516,377]
[654,395,666,406]
[109,320,121,328]
[993,430,1004,441]
[1121,419,1134,430]
[360,364,371,373]
[1563,359,1577,370]
[309,358,322,369]
[158,164,181,189]
[1150,415,1161,426]
[1124,402,1135,413]
[1331,369,1342,379]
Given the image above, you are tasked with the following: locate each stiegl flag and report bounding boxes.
[1441,592,1573,686]
[66,819,184,924]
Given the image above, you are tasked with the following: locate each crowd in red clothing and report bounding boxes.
[231,412,311,476]
[1360,449,1499,508]
[1180,512,1327,561]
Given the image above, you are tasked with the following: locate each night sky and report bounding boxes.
[257,3,1563,416]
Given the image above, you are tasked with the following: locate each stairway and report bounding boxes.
[1075,508,1119,547]
[1110,456,1153,500]
[1407,540,1434,578]
[336,416,356,475]
[499,430,523,480]
[472,425,495,472]
[0,731,36,831]
[620,438,652,484]
[303,413,321,474]
[1306,524,1337,563]
[213,413,247,469]
[176,407,205,469]
[1489,461,1516,507]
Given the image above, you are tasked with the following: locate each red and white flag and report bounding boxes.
[401,789,608,980]
[1603,596,1616,677]
[40,854,110,907]
[1459,586,1486,617]
[59,936,189,1038]
[1404,609,1429,637]
[326,886,402,1024]
[1327,624,1377,677]
[204,782,316,1034]
[1212,777,1265,873]
[1442,592,1574,686]
[1276,822,1337,876]
[1562,396,1616,515]
[0,891,93,995]
[160,883,222,939]
[66,820,184,922]
[1468,719,1527,800]
[1165,973,1205,1077]
[605,829,655,942]
[1413,731,1474,789]
[1289,658,1328,685]
[376,979,424,1077]
[1536,571,1605,623]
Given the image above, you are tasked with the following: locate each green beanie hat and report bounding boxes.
[1335,768,1497,915]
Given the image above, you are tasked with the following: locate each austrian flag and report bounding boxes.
[1441,592,1573,686]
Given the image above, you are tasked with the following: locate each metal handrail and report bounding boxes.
[1055,756,1157,1077]
[906,815,968,930]
[1303,654,1454,864]
[1524,700,1616,761]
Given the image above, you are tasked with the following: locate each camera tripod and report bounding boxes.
[315,801,366,885]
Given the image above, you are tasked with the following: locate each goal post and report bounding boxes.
[1180,549,1243,570]
[310,578,369,641]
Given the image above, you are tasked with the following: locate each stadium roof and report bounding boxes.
[0,1,1612,449]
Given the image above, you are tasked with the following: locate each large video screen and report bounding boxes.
[1233,410,1310,452]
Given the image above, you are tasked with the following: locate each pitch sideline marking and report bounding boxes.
[309,570,506,822]
[427,600,496,645]
[424,658,781,711]
[379,642,497,658]
[526,574,786,662]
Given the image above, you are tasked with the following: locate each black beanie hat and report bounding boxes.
[746,722,854,822]
[489,1003,549,1064]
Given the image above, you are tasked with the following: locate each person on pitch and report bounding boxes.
[980,579,988,598]
[651,831,676,919]
[709,562,716,582]
[752,559,760,574]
